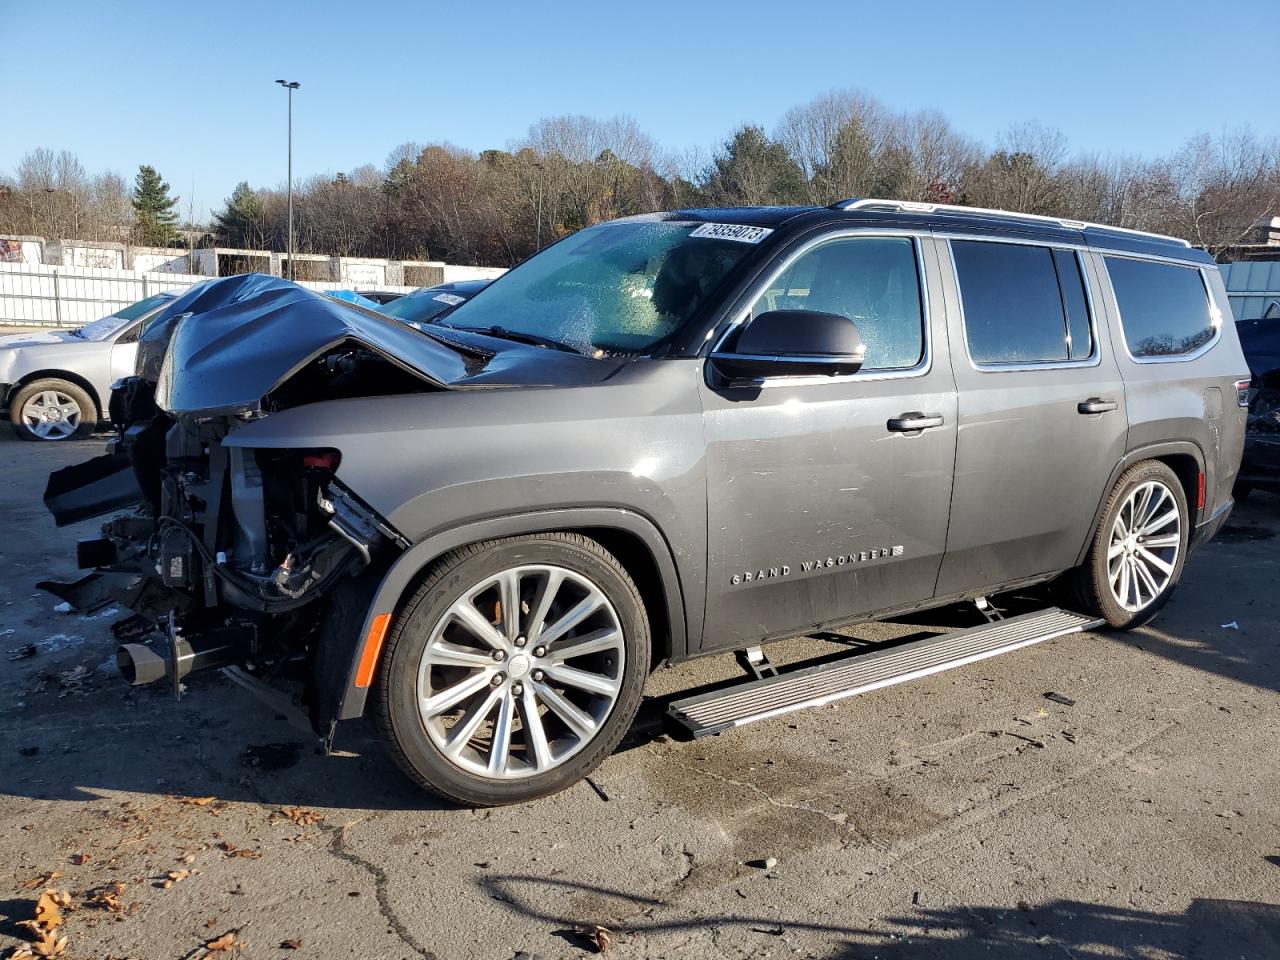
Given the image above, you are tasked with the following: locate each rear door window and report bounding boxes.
[952,240,1093,365]
[1104,256,1216,358]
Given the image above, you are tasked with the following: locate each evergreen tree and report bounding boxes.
[214,181,266,248]
[131,164,180,246]
[705,126,807,206]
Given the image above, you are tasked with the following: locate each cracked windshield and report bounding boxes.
[443,220,757,355]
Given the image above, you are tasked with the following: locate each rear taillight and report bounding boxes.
[1235,379,1252,407]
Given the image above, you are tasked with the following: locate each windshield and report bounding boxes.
[381,288,470,326]
[442,221,760,355]
[76,293,172,341]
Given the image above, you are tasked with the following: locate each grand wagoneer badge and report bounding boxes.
[731,545,904,585]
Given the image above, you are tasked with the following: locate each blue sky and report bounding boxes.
[4,0,1277,221]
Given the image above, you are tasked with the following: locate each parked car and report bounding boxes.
[44,201,1248,806]
[1235,311,1280,498]
[377,279,490,328]
[0,292,178,440]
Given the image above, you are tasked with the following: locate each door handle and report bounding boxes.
[887,412,945,432]
[1077,398,1118,415]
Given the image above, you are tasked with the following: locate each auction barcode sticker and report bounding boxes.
[689,223,774,244]
[432,293,466,306]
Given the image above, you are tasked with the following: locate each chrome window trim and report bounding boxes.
[1100,253,1223,365]
[944,237,1102,373]
[706,229,932,387]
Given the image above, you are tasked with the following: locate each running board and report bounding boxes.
[668,608,1103,738]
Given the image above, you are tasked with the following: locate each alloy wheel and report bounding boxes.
[21,389,82,440]
[1107,479,1181,613]
[415,564,626,780]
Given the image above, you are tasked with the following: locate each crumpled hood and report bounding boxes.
[150,274,619,417]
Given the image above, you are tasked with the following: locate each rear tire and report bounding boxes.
[374,533,650,806]
[9,378,95,441]
[1071,460,1188,629]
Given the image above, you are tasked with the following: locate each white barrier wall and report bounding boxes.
[0,263,418,328]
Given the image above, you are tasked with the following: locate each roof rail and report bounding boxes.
[828,198,1192,247]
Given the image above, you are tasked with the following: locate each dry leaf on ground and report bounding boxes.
[591,924,612,953]
[204,930,238,952]
[85,881,127,913]
[20,872,62,890]
[32,890,71,929]
[277,807,322,827]
[69,853,90,866]
[181,796,218,806]
[280,939,302,949]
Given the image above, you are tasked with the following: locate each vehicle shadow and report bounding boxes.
[1108,488,1280,696]
[472,873,1280,958]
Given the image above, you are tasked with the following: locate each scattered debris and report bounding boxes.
[68,852,90,866]
[7,644,37,661]
[912,890,920,905]
[751,925,785,936]
[1221,621,1240,630]
[584,777,610,802]
[55,665,92,696]
[280,939,303,950]
[19,746,39,757]
[1044,692,1075,706]
[53,602,72,614]
[181,796,220,807]
[1005,731,1046,749]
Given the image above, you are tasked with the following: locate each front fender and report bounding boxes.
[328,507,689,723]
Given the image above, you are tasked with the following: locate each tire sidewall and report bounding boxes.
[9,379,95,441]
[380,535,649,805]
[1090,461,1189,629]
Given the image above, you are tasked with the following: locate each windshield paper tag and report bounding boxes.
[689,223,773,244]
[432,293,466,306]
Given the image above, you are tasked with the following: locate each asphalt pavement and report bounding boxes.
[1,429,1277,959]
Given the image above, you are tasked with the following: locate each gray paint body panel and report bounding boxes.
[206,216,1248,723]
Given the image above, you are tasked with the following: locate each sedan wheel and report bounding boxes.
[22,389,83,439]
[9,379,95,441]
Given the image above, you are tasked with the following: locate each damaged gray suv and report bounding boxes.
[45,201,1249,805]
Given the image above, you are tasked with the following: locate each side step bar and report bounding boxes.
[668,608,1103,738]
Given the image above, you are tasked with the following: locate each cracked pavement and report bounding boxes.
[1,432,1278,959]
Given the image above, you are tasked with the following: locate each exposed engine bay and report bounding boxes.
[37,274,624,740]
[43,370,408,730]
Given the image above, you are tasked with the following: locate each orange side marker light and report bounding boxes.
[355,613,391,688]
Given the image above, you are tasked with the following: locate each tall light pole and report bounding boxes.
[275,80,300,279]
[534,160,545,251]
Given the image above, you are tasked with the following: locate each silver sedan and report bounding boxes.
[0,292,177,440]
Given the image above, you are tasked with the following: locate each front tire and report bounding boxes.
[9,378,95,441]
[375,533,650,806]
[1073,460,1188,629]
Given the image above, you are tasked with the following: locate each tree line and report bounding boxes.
[3,89,1279,264]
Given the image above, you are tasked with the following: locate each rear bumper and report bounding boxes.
[1190,497,1233,552]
